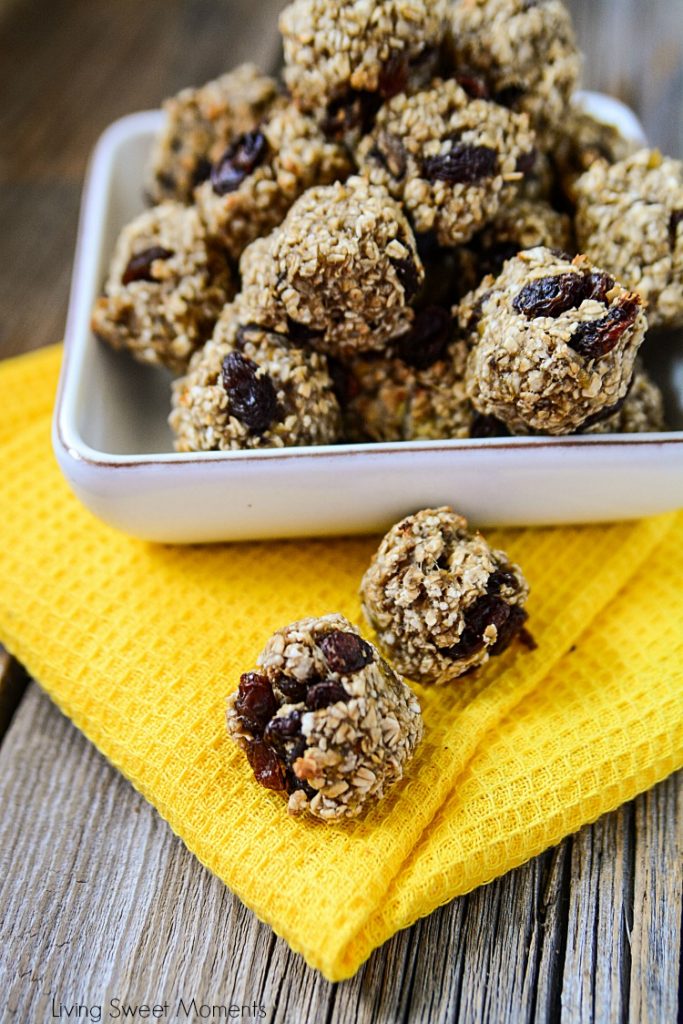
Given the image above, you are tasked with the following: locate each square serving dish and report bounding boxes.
[53,94,683,543]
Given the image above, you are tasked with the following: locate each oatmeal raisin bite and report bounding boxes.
[226,614,423,821]
[280,0,448,129]
[239,176,424,358]
[338,307,473,442]
[169,302,341,451]
[449,0,581,143]
[357,79,535,246]
[574,149,683,329]
[461,247,647,435]
[91,202,235,373]
[361,508,530,685]
[147,64,280,203]
[195,102,353,261]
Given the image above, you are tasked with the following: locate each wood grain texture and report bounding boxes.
[0,685,680,1024]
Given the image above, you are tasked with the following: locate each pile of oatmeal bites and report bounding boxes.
[92,0,683,448]
[90,1,683,821]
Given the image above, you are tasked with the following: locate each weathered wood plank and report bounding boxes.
[0,685,679,1024]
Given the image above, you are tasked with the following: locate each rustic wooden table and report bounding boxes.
[0,2,681,1021]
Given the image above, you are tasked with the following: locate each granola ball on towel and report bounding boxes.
[583,364,665,434]
[357,79,535,246]
[280,0,449,133]
[147,64,280,203]
[449,0,581,143]
[574,149,683,329]
[239,176,424,358]
[169,302,341,451]
[195,101,353,261]
[460,246,647,435]
[361,507,530,685]
[338,307,473,442]
[91,202,235,373]
[226,614,423,821]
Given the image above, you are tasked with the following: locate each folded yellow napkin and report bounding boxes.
[1,343,681,980]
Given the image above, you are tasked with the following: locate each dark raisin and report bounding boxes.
[369,131,408,180]
[211,130,268,195]
[264,712,303,762]
[490,603,528,655]
[285,316,325,345]
[669,210,683,249]
[322,90,381,138]
[378,53,409,99]
[583,272,615,304]
[395,306,453,370]
[276,676,309,703]
[446,595,512,660]
[469,414,511,438]
[285,772,317,798]
[512,273,588,319]
[245,740,286,791]
[493,84,526,109]
[568,295,641,360]
[516,149,537,175]
[466,290,492,333]
[221,352,279,435]
[191,157,212,187]
[455,74,490,99]
[121,246,174,285]
[305,681,350,711]
[390,253,421,300]
[317,630,374,674]
[487,569,518,593]
[423,142,498,185]
[234,672,278,736]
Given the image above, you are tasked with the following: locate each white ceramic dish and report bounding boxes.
[54,93,683,542]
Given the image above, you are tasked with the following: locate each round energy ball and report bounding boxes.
[147,64,280,204]
[574,149,683,329]
[461,247,647,435]
[338,307,473,442]
[195,101,353,261]
[169,302,341,451]
[449,0,581,143]
[226,614,424,821]
[280,0,449,131]
[91,202,235,373]
[361,508,530,685]
[239,176,424,358]
[357,79,535,246]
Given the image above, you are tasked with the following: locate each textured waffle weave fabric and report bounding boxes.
[0,343,681,980]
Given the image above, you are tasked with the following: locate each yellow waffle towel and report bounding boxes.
[1,344,682,981]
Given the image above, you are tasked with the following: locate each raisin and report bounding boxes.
[122,246,174,285]
[322,90,381,138]
[669,210,683,249]
[211,130,268,195]
[469,414,510,438]
[446,595,513,660]
[276,676,309,703]
[369,131,407,180]
[466,290,492,333]
[191,157,212,187]
[512,273,588,319]
[264,712,304,762]
[493,84,526,109]
[390,253,421,300]
[317,630,374,674]
[378,53,409,99]
[455,74,490,100]
[585,272,615,303]
[305,681,350,711]
[487,569,518,593]
[568,295,641,360]
[234,672,278,736]
[285,772,317,798]
[490,603,528,655]
[423,142,498,185]
[221,352,279,435]
[516,149,537,176]
[395,306,453,370]
[245,740,285,791]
